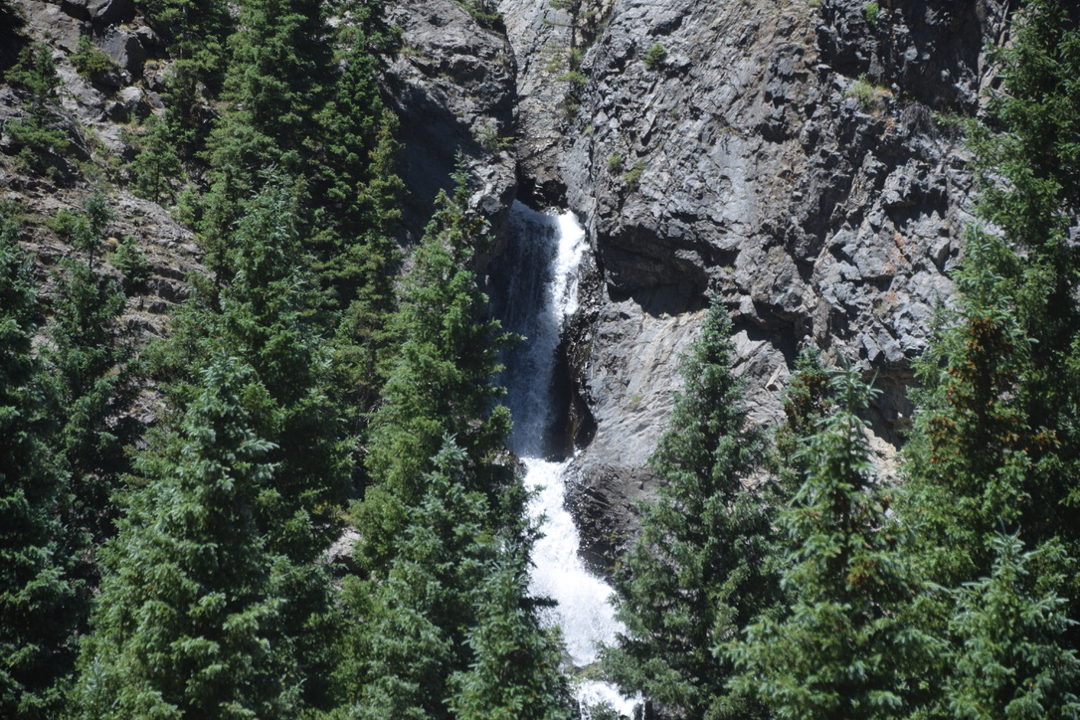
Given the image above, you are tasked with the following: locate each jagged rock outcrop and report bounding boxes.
[497,0,1009,561]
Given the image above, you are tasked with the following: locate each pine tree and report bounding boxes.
[201,0,333,257]
[730,367,919,719]
[128,0,230,203]
[0,207,78,719]
[144,179,350,710]
[340,439,498,718]
[337,165,564,717]
[75,355,299,719]
[899,0,1080,639]
[44,194,138,576]
[339,438,567,719]
[313,4,400,247]
[901,229,1036,588]
[328,112,405,437]
[449,559,570,720]
[774,345,833,496]
[602,297,778,719]
[4,43,70,177]
[150,179,349,560]
[139,0,231,150]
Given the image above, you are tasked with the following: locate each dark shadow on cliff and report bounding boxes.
[0,2,26,73]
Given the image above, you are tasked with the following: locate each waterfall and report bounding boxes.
[494,202,639,718]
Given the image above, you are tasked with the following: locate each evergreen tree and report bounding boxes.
[127,114,185,204]
[313,4,400,247]
[139,0,231,150]
[0,207,78,719]
[201,0,333,257]
[340,439,499,718]
[218,182,349,710]
[899,0,1080,640]
[449,560,570,720]
[150,179,349,560]
[602,297,778,719]
[773,345,833,497]
[145,179,350,710]
[338,438,567,719]
[901,229,1037,588]
[127,0,229,203]
[357,161,515,568]
[730,368,919,719]
[328,112,406,437]
[945,534,1080,719]
[76,355,299,719]
[338,165,564,717]
[4,43,70,177]
[44,195,138,574]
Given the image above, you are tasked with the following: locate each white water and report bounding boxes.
[496,202,638,718]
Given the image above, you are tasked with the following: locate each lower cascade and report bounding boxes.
[494,202,639,718]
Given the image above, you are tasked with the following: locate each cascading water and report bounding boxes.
[493,202,638,718]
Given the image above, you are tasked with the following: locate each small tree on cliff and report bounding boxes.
[602,296,779,719]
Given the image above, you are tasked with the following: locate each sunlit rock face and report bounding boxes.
[492,0,1009,556]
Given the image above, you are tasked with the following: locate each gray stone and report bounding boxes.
[385,0,518,252]
[60,0,134,26]
[88,0,135,26]
[100,28,146,78]
[493,0,1011,545]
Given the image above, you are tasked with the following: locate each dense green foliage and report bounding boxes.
[731,369,920,719]
[944,534,1080,718]
[76,356,300,719]
[44,194,138,573]
[0,208,78,719]
[897,0,1080,693]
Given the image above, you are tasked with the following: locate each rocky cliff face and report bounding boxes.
[2,0,1009,566]
[492,0,1009,565]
